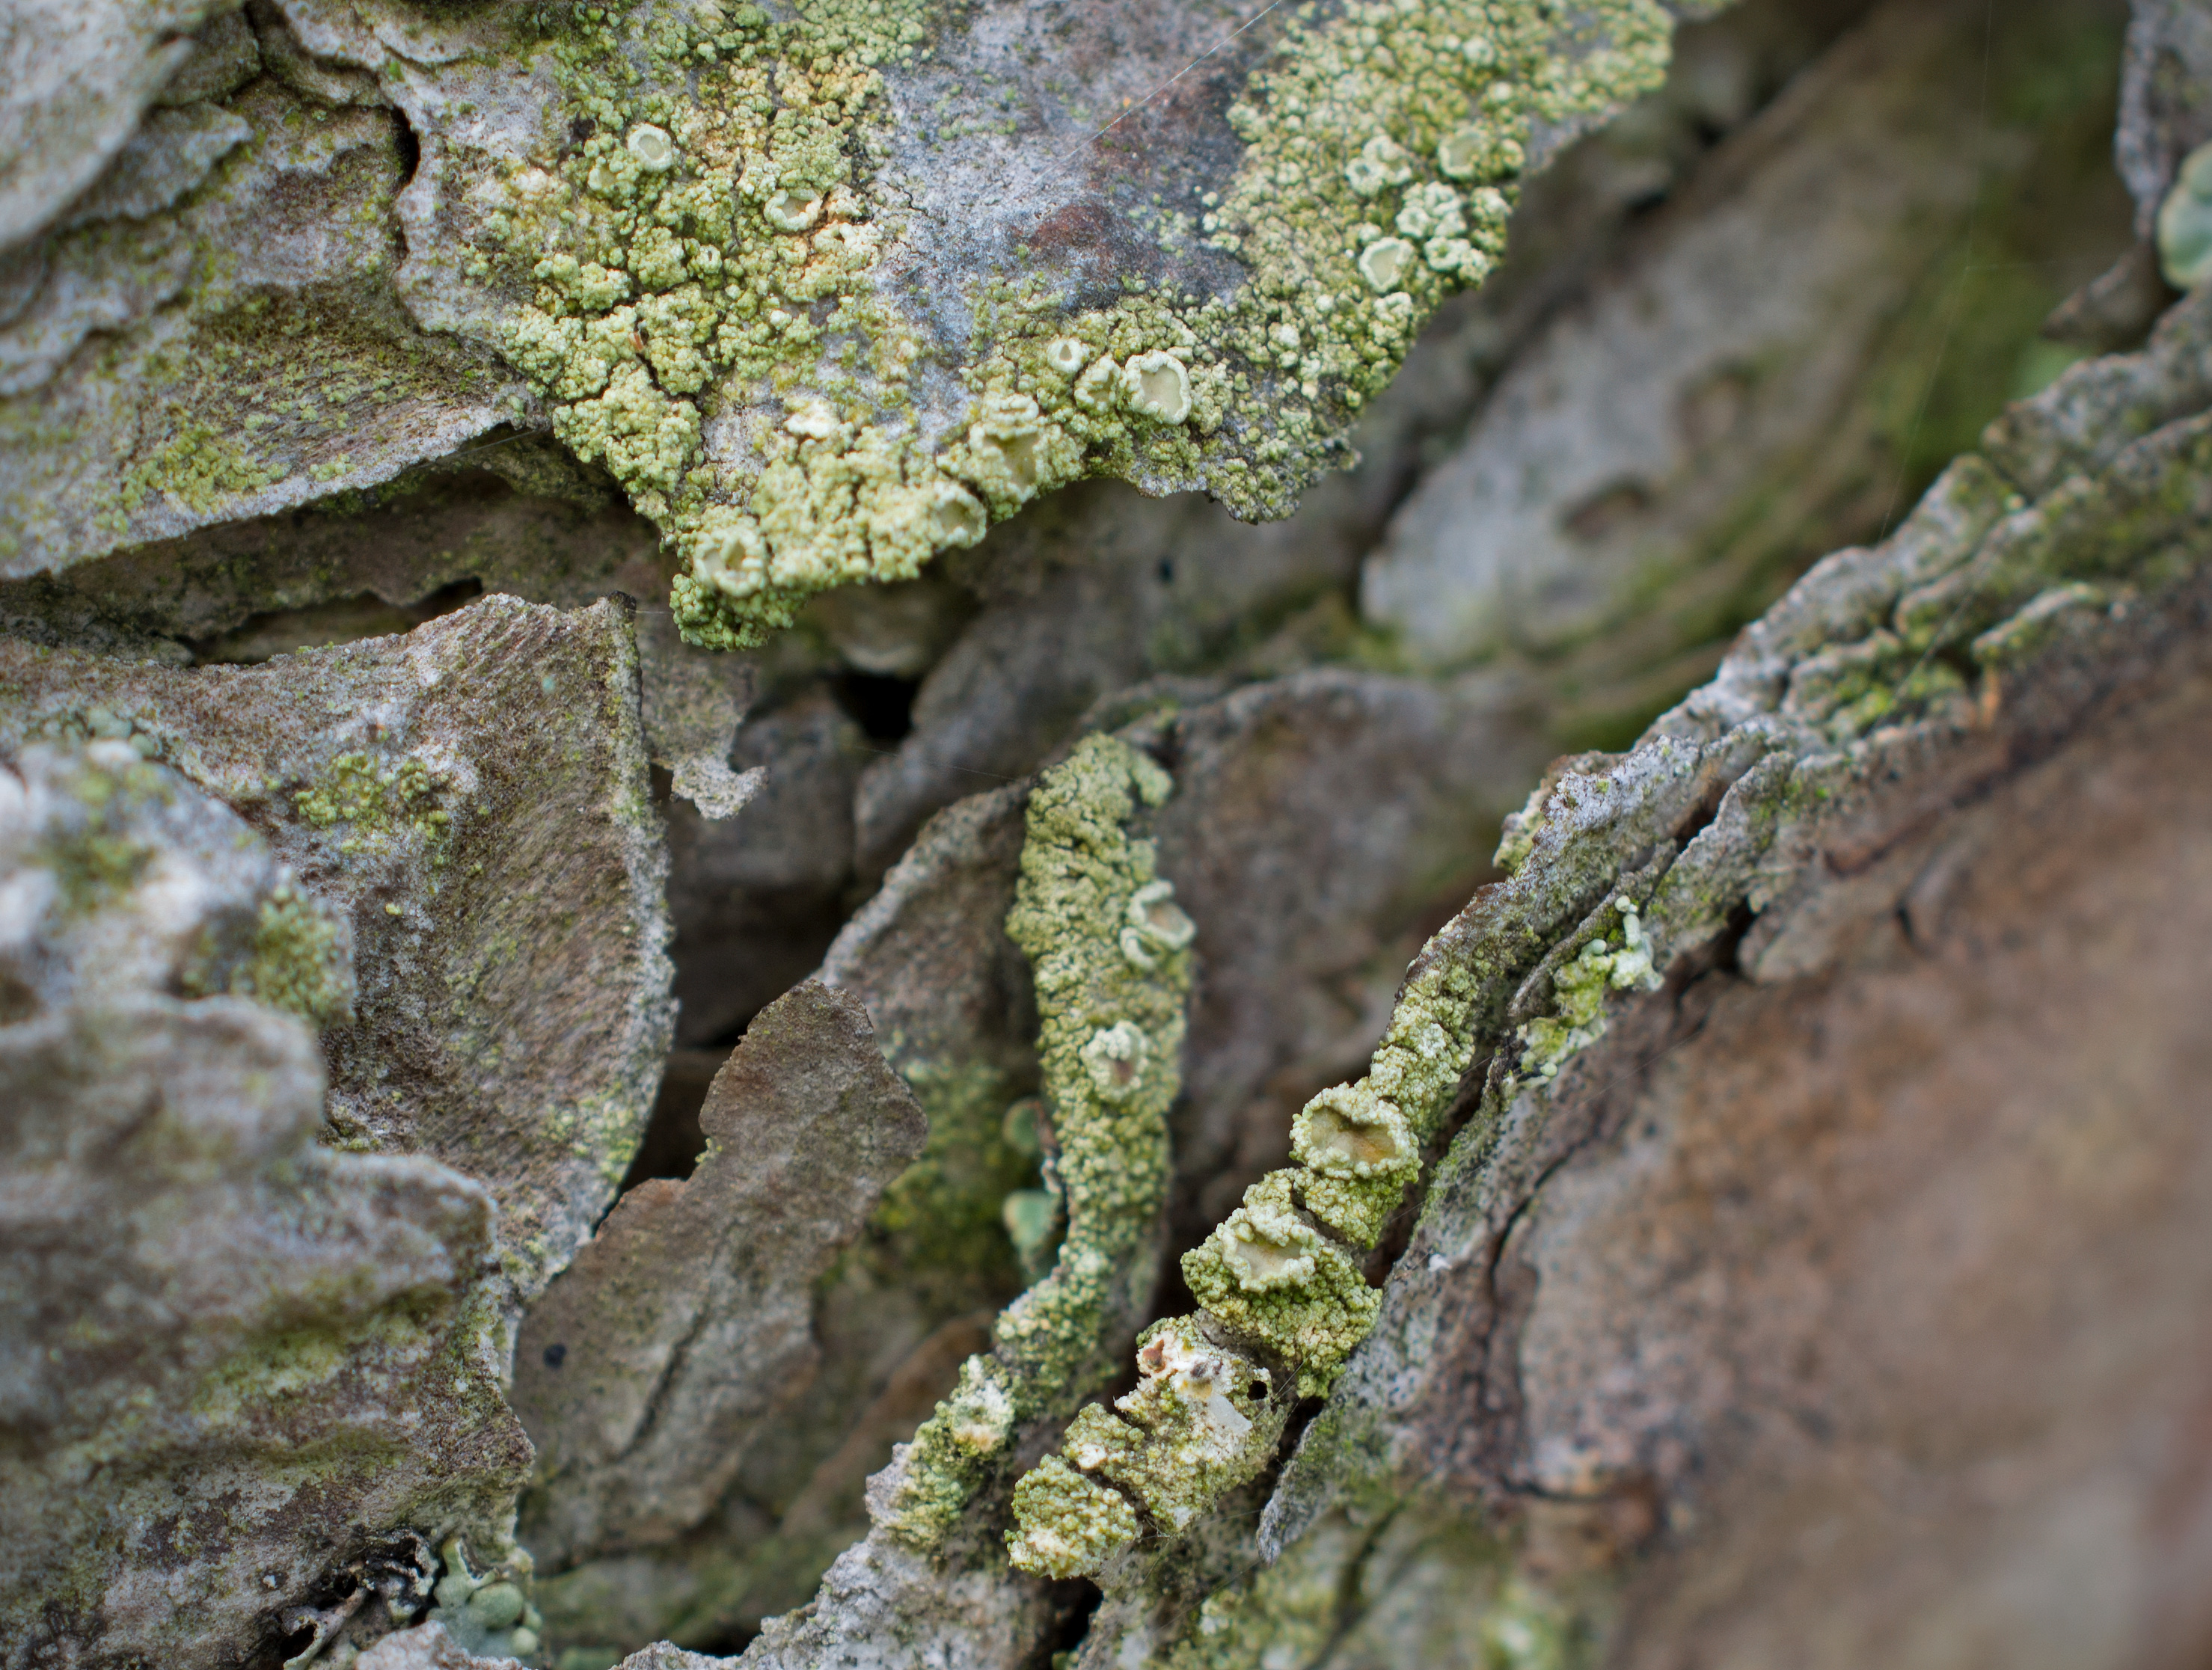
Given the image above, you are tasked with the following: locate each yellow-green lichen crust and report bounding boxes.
[229,883,356,1031]
[459,0,1680,646]
[1005,755,1667,1576]
[1180,1172,1380,1400]
[477,1,970,646]
[1192,0,1670,503]
[292,751,454,860]
[1002,827,1674,1580]
[1513,897,1661,1082]
[1005,1455,1142,1581]
[875,734,1192,1546]
[1290,1080,1420,1244]
[1166,861,1534,1398]
[2159,141,2212,289]
[1008,1315,1287,1575]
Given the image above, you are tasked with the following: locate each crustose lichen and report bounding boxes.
[1514,897,1661,1083]
[871,734,1194,1548]
[1007,883,1664,1577]
[445,0,1680,648]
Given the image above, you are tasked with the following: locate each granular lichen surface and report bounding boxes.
[874,732,1193,1547]
[388,0,1684,648]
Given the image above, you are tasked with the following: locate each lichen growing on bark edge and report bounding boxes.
[427,0,1682,648]
[1005,813,1670,1575]
[870,732,1193,1548]
[1011,285,2212,1590]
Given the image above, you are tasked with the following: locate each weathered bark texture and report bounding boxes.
[2,0,2205,1668]
[0,743,531,1669]
[511,980,927,1571]
[0,595,674,1303]
[1225,331,2212,1669]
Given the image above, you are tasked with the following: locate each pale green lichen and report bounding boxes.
[423,1537,545,1666]
[28,704,165,761]
[2158,141,2212,289]
[455,0,1679,647]
[1780,630,1973,744]
[541,1089,654,1194]
[1005,1455,1142,1581]
[472,1,978,648]
[38,811,156,915]
[230,883,355,1031]
[1011,765,1630,1573]
[999,1182,1064,1286]
[1180,1171,1380,1399]
[1148,1495,1516,1670]
[1007,1316,1284,1576]
[1513,897,1661,1083]
[1171,0,1673,504]
[874,734,1192,1548]
[1291,1081,1421,1247]
[863,1055,1035,1306]
[292,752,453,858]
[996,1096,1066,1284]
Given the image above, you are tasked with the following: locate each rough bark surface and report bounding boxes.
[1,1,2204,1668]
[0,746,529,1670]
[0,595,673,1303]
[512,980,926,1571]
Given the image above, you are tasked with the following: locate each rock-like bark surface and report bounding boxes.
[3,1,2204,1667]
[0,745,528,1669]
[1553,669,2212,1667]
[1142,274,2212,1670]
[0,0,231,248]
[0,595,675,1669]
[512,980,925,1570]
[0,594,673,1302]
[1192,568,2212,1668]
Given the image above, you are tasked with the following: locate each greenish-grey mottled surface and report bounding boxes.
[0,0,1704,650]
[1088,252,2212,1670]
[0,742,530,1668]
[8,2,2211,1669]
[0,594,673,1305]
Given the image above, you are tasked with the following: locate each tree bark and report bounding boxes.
[2,1,2205,1668]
